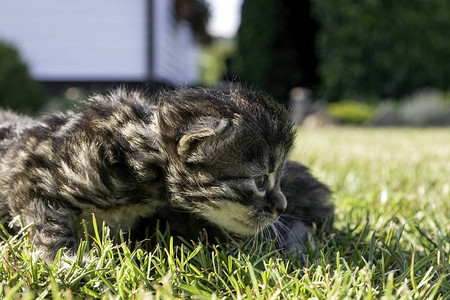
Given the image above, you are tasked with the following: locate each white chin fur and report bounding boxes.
[200,201,268,235]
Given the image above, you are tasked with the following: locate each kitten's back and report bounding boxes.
[0,110,40,143]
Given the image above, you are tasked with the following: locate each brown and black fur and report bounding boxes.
[0,86,333,261]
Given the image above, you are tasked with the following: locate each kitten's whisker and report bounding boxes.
[255,231,261,256]
[270,223,286,248]
[263,227,271,241]
[263,227,271,242]
[265,226,276,248]
[260,227,269,256]
[249,225,259,254]
[280,213,319,222]
[273,224,285,247]
[256,222,265,257]
[275,218,291,233]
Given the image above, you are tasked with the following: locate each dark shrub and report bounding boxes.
[233,0,319,105]
[0,42,47,114]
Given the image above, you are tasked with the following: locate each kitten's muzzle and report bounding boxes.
[266,191,287,217]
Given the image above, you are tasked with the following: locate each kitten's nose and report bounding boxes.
[270,191,287,216]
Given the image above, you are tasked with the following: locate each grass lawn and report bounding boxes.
[1,128,449,299]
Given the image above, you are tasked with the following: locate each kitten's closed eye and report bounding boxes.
[254,174,268,191]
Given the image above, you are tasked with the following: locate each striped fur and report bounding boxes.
[0,86,332,261]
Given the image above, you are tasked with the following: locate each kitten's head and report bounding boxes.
[155,86,295,235]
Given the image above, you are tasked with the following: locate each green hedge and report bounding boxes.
[328,100,375,124]
[313,0,450,101]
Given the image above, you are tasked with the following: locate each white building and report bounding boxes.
[0,0,200,87]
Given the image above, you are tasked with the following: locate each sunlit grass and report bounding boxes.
[1,128,449,299]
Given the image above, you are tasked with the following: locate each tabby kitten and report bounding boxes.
[0,86,333,261]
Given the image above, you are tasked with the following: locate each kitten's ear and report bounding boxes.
[177,118,229,158]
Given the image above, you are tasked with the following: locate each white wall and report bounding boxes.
[0,0,149,81]
[152,0,199,85]
[0,0,200,84]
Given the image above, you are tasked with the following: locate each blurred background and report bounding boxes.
[0,0,449,126]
